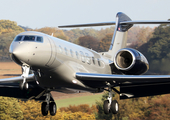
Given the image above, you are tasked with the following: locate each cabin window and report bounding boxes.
[92,57,95,64]
[85,53,91,64]
[76,51,79,59]
[36,36,43,42]
[98,59,101,66]
[80,51,85,63]
[58,45,63,53]
[64,47,68,55]
[15,36,23,41]
[70,49,74,57]
[23,36,35,41]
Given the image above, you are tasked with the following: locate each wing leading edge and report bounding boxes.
[0,74,47,100]
[0,74,35,83]
[76,72,170,99]
[76,72,170,84]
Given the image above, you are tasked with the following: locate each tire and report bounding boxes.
[19,82,24,90]
[103,100,110,114]
[23,83,29,90]
[111,100,119,114]
[41,102,48,116]
[20,82,29,90]
[49,102,57,116]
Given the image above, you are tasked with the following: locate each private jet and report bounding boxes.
[1,12,170,116]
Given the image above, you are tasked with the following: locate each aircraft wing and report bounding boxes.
[0,74,35,83]
[0,74,47,100]
[76,72,170,99]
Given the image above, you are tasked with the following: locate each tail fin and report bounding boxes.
[107,12,133,60]
[58,12,170,61]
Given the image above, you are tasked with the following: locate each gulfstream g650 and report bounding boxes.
[1,12,170,116]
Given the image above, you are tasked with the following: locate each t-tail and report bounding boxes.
[58,12,170,61]
[107,12,133,60]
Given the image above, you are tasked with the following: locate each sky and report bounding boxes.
[0,0,170,29]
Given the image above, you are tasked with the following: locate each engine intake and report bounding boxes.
[114,48,149,75]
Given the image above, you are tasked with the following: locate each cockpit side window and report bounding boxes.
[15,36,23,41]
[37,36,43,42]
[23,36,35,41]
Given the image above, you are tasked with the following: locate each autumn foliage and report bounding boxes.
[19,100,96,120]
[60,104,97,114]
[0,93,170,119]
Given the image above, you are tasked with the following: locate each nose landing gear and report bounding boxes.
[20,65,30,90]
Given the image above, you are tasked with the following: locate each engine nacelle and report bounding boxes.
[114,48,149,75]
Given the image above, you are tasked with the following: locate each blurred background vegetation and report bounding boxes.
[1,19,170,119]
[1,92,170,120]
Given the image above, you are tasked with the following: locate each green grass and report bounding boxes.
[55,93,103,108]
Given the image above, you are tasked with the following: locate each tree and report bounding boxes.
[34,27,68,41]
[138,24,170,74]
[0,97,23,120]
[0,20,24,61]
[0,20,24,34]
[146,94,170,120]
[129,26,154,49]
[78,35,99,51]
[98,33,113,52]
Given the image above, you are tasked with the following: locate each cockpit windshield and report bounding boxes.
[14,35,43,42]
[23,36,35,41]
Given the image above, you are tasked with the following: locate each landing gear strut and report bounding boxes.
[103,86,119,114]
[20,65,30,90]
[41,92,57,116]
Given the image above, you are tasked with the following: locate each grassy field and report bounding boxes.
[55,93,103,108]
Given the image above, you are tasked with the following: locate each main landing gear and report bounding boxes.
[103,86,119,114]
[41,92,57,116]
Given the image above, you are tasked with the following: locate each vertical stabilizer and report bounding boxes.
[108,12,133,60]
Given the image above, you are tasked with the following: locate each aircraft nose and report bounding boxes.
[10,42,30,65]
[12,46,27,59]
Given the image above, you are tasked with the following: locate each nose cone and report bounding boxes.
[10,42,30,65]
[12,46,27,60]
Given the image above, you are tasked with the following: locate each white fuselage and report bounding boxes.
[9,31,112,92]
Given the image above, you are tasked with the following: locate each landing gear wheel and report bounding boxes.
[49,102,57,116]
[19,82,29,90]
[111,100,119,114]
[19,82,24,90]
[103,100,110,114]
[23,82,29,89]
[41,102,49,116]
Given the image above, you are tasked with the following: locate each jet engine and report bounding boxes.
[114,48,149,75]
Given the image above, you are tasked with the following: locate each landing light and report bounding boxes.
[72,80,77,84]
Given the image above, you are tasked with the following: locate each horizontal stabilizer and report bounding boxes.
[120,20,170,25]
[58,20,170,28]
[58,22,116,28]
